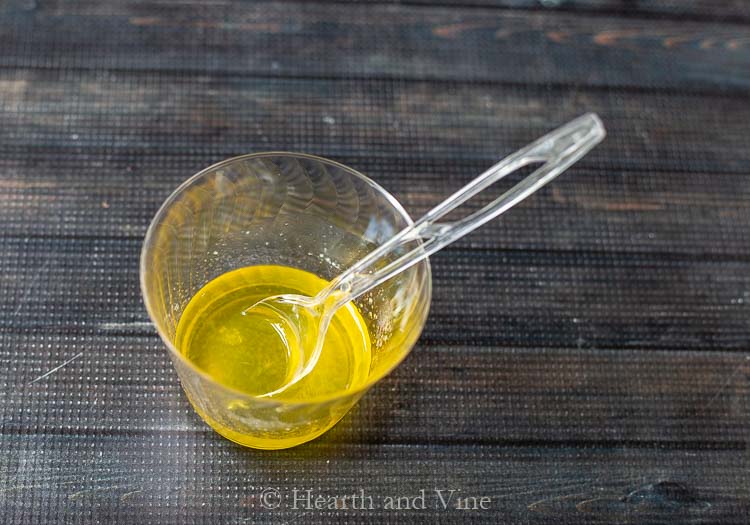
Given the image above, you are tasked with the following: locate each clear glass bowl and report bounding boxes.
[140,153,432,449]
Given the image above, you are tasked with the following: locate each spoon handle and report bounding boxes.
[324,113,606,309]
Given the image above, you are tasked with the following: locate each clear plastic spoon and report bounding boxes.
[247,113,606,397]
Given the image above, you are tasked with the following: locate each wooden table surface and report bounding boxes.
[1,1,749,523]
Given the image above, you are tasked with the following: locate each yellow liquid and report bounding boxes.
[175,265,372,445]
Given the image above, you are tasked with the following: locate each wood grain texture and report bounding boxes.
[0,1,749,523]
[1,236,750,354]
[1,70,749,260]
[13,0,750,23]
[2,331,748,444]
[1,2,749,92]
[281,0,750,24]
[2,432,747,524]
[1,332,749,522]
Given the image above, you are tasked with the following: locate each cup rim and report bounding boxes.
[140,151,432,406]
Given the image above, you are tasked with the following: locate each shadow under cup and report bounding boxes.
[140,153,432,449]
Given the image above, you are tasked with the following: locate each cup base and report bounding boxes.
[189,399,346,450]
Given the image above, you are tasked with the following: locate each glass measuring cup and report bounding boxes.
[140,153,432,449]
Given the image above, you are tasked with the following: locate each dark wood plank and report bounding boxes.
[2,69,749,175]
[286,0,750,24]
[18,0,750,24]
[1,432,748,523]
[2,331,748,444]
[1,2,749,91]
[358,0,750,24]
[1,69,749,259]
[2,236,749,353]
[1,331,749,522]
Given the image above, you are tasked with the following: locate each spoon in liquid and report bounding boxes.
[247,113,606,397]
